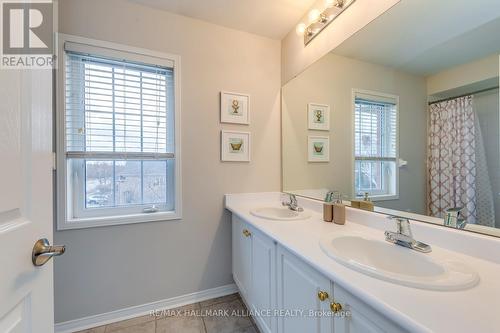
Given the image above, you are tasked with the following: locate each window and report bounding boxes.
[57,35,181,229]
[353,90,398,200]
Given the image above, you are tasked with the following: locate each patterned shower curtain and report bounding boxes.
[474,111,496,227]
[428,96,477,224]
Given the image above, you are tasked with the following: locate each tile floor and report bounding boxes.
[76,293,261,333]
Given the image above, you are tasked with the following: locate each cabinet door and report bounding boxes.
[333,285,407,333]
[277,245,333,333]
[232,216,252,301]
[251,227,277,333]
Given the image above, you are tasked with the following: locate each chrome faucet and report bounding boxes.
[384,216,431,253]
[282,193,304,212]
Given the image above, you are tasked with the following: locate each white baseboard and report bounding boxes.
[54,283,238,333]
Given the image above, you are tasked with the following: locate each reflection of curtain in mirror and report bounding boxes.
[428,96,476,224]
[428,96,495,226]
[473,103,495,227]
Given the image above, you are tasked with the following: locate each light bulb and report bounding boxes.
[295,23,306,36]
[308,9,320,23]
[325,0,335,8]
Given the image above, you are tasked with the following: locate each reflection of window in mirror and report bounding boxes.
[353,90,399,201]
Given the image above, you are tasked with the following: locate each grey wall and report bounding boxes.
[282,53,428,214]
[54,0,281,323]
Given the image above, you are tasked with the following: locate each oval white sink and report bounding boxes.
[250,207,311,221]
[319,233,479,291]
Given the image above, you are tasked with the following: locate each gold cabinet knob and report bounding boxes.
[330,302,342,313]
[242,229,251,237]
[317,291,329,301]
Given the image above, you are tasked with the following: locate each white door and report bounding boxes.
[0,67,59,332]
[277,245,333,333]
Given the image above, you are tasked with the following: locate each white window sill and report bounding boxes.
[369,194,399,202]
[58,210,182,230]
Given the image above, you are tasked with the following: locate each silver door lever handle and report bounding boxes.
[32,238,66,267]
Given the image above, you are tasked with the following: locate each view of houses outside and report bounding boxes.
[85,160,167,208]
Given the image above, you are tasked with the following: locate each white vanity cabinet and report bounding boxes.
[333,285,406,333]
[232,215,253,301]
[232,216,277,333]
[276,245,334,333]
[231,215,405,333]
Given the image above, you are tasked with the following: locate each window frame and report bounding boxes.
[56,34,182,230]
[351,89,399,202]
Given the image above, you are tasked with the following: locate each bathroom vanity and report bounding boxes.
[225,193,500,333]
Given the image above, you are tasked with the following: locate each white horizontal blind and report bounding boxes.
[354,98,396,160]
[354,95,397,196]
[65,52,174,159]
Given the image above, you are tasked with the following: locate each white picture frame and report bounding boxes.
[308,103,330,131]
[308,136,330,162]
[220,91,250,124]
[221,130,251,162]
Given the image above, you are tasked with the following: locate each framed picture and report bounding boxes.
[221,130,251,162]
[220,91,250,124]
[308,103,330,131]
[308,136,330,162]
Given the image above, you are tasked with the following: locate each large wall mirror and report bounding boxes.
[282,0,500,237]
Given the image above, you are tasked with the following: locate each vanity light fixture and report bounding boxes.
[295,23,307,35]
[308,9,321,23]
[296,0,356,45]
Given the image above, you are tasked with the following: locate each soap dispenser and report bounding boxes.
[332,192,346,225]
[328,191,345,224]
[323,191,334,222]
[359,192,374,211]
